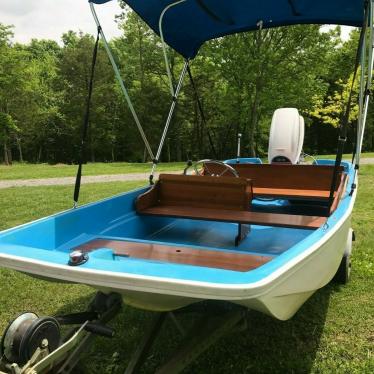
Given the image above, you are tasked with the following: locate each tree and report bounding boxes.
[0,17,372,164]
[192,25,337,158]
[12,39,63,163]
[309,73,359,128]
[0,24,30,163]
[307,28,361,155]
[58,31,118,163]
[0,112,18,165]
[115,8,180,161]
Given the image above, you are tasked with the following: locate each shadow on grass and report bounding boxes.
[49,283,335,374]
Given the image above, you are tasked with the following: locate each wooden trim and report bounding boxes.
[74,239,273,272]
[137,174,253,212]
[329,173,348,214]
[231,164,345,191]
[135,183,160,211]
[252,187,331,200]
[138,206,325,229]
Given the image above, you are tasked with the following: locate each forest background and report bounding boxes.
[1,1,373,165]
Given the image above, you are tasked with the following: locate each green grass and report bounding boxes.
[315,152,374,160]
[0,153,373,181]
[0,169,373,373]
[0,181,145,231]
[0,162,185,180]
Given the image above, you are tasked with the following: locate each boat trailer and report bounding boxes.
[0,293,250,373]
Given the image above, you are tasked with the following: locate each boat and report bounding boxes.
[0,0,371,323]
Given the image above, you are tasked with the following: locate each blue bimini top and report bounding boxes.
[90,0,365,58]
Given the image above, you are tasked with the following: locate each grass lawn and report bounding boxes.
[315,152,374,160]
[0,168,373,373]
[0,152,373,181]
[0,162,185,180]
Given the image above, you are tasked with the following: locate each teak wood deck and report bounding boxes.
[74,239,273,272]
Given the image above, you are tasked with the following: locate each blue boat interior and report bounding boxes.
[0,160,354,284]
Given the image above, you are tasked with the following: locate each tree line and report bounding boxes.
[1,5,373,165]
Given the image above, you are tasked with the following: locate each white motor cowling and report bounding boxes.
[268,108,304,164]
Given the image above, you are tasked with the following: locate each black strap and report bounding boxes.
[73,27,101,206]
[351,119,357,164]
[328,2,368,210]
[186,62,218,159]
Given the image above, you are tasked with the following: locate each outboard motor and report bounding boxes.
[268,108,304,164]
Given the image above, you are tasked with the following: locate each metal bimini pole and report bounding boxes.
[159,0,187,97]
[147,0,188,183]
[355,0,374,167]
[149,61,188,182]
[89,2,155,161]
[355,26,367,165]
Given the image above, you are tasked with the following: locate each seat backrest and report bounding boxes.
[158,174,252,210]
[231,164,344,191]
[136,174,253,212]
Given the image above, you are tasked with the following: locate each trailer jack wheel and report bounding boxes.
[0,313,60,367]
[0,292,121,374]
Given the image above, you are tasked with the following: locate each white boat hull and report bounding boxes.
[0,210,352,321]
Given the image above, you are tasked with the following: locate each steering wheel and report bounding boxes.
[184,159,239,177]
[299,152,318,165]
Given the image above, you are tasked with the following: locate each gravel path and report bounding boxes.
[0,159,373,189]
[353,157,374,164]
[0,171,180,189]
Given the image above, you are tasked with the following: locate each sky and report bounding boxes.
[0,0,122,44]
[0,0,354,45]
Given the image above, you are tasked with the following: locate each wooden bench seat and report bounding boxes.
[139,205,325,229]
[231,163,345,201]
[206,163,348,212]
[136,174,326,240]
[74,239,273,272]
[136,174,253,212]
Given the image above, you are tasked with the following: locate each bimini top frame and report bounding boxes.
[89,2,189,183]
